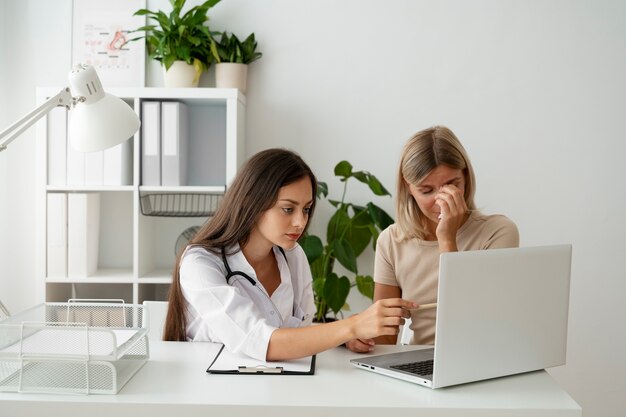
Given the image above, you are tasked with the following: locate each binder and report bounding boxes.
[47,193,67,277]
[161,101,188,186]
[67,193,100,277]
[85,150,104,186]
[207,344,316,375]
[103,139,133,186]
[66,112,85,185]
[141,101,161,185]
[47,107,67,186]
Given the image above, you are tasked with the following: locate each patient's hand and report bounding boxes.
[345,338,374,353]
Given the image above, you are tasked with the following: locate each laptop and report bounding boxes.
[350,244,572,388]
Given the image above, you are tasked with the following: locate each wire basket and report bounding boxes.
[140,192,223,217]
[0,301,149,395]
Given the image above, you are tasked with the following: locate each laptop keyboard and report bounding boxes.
[390,359,434,377]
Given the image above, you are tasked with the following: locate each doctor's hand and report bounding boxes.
[434,184,468,250]
[348,298,416,341]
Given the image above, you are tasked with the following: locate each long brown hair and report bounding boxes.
[396,126,477,240]
[163,148,318,341]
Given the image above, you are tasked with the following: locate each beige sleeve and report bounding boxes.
[374,228,400,287]
[481,215,520,249]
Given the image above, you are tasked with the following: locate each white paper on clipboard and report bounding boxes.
[207,345,315,375]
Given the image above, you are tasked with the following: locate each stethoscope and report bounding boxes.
[221,247,257,286]
[220,247,291,324]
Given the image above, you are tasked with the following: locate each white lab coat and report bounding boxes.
[180,243,315,360]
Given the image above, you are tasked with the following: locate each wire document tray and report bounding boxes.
[140,192,223,217]
[0,301,149,395]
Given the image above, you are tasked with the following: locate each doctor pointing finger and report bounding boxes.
[164,148,415,361]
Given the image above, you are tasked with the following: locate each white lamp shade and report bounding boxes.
[67,64,140,152]
[69,93,140,152]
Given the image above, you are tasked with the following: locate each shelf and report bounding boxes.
[138,278,173,285]
[38,86,245,305]
[139,268,174,283]
[47,185,135,192]
[46,268,134,284]
[139,185,226,193]
[107,87,246,104]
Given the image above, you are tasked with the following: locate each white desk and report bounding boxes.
[0,342,581,417]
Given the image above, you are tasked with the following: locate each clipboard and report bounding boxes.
[206,344,316,375]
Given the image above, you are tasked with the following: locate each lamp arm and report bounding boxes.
[0,87,74,152]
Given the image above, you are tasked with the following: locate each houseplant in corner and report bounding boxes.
[131,0,221,87]
[210,32,262,93]
[299,161,394,322]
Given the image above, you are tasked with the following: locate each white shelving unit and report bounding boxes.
[35,88,246,304]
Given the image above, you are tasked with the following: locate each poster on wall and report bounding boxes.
[72,0,146,88]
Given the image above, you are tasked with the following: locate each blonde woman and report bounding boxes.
[347,126,519,353]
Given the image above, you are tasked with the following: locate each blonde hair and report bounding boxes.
[396,126,476,240]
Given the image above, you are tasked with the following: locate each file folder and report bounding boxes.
[47,106,67,186]
[47,193,67,277]
[84,150,104,185]
[161,101,188,186]
[66,112,85,185]
[103,138,133,186]
[141,101,161,185]
[207,344,316,375]
[67,193,100,277]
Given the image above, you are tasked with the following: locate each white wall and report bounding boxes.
[1,0,625,415]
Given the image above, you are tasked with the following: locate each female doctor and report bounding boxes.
[164,148,415,361]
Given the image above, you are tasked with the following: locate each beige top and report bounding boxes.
[374,211,519,345]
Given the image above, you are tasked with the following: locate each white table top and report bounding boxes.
[0,341,581,417]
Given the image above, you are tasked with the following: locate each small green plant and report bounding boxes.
[210,32,262,64]
[130,0,220,71]
[299,161,394,322]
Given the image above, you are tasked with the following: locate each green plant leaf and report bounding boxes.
[323,273,350,314]
[211,31,262,64]
[352,171,368,184]
[367,224,380,251]
[299,234,323,264]
[367,202,395,230]
[306,160,393,317]
[356,275,375,299]
[343,207,373,257]
[328,199,342,208]
[128,0,220,68]
[367,174,391,196]
[327,207,350,243]
[201,0,222,9]
[312,277,325,298]
[333,239,357,273]
[316,181,328,198]
[309,255,327,280]
[334,161,352,178]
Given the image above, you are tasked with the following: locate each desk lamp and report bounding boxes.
[0,64,140,318]
[0,63,140,153]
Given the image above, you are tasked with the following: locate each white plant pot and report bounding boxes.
[215,63,248,94]
[164,61,200,88]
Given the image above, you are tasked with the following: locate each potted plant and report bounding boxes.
[130,0,220,87]
[299,161,394,322]
[210,32,262,94]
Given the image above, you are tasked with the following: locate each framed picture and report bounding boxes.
[72,0,146,88]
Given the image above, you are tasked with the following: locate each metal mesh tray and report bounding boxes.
[140,192,223,217]
[0,301,149,394]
